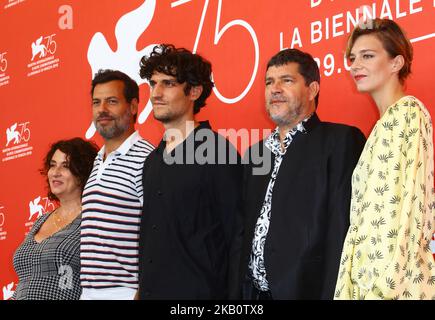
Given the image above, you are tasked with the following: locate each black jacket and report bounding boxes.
[231,114,366,300]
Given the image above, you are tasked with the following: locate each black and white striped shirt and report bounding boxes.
[80,131,154,290]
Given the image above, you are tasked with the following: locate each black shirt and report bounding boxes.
[138,121,242,299]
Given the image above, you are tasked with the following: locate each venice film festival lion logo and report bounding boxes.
[85,0,158,139]
[5,123,20,146]
[28,196,55,221]
[5,122,30,147]
[31,36,47,61]
[2,282,14,300]
[31,34,57,61]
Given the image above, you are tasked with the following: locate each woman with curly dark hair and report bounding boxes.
[12,137,98,300]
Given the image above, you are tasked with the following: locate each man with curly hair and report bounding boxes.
[136,44,242,299]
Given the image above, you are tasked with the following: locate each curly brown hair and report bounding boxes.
[40,138,99,201]
[139,44,214,114]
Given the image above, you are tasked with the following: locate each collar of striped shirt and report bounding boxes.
[97,131,143,160]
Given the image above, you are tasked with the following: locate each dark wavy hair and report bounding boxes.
[91,69,139,121]
[139,44,214,114]
[267,48,321,108]
[40,138,99,201]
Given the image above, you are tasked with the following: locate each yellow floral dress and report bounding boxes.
[335,96,435,300]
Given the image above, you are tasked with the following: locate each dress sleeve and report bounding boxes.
[335,97,435,300]
[365,99,435,299]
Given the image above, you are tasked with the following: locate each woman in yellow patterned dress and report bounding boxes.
[334,18,435,300]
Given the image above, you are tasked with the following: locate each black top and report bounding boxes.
[231,114,366,300]
[138,121,243,299]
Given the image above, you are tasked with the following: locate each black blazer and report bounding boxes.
[231,114,366,300]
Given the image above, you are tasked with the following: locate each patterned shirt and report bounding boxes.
[249,117,310,291]
[80,131,154,290]
[13,212,82,300]
[335,96,435,300]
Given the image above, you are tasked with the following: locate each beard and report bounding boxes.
[267,101,303,127]
[153,109,173,123]
[152,104,185,124]
[94,109,132,140]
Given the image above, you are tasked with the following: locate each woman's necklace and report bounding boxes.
[52,206,81,230]
[53,211,63,230]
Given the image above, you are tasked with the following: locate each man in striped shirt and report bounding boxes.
[80,69,154,300]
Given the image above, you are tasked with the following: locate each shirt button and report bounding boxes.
[152,225,157,230]
[157,190,162,196]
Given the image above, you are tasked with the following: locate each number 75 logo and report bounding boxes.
[5,122,31,147]
[31,34,57,61]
